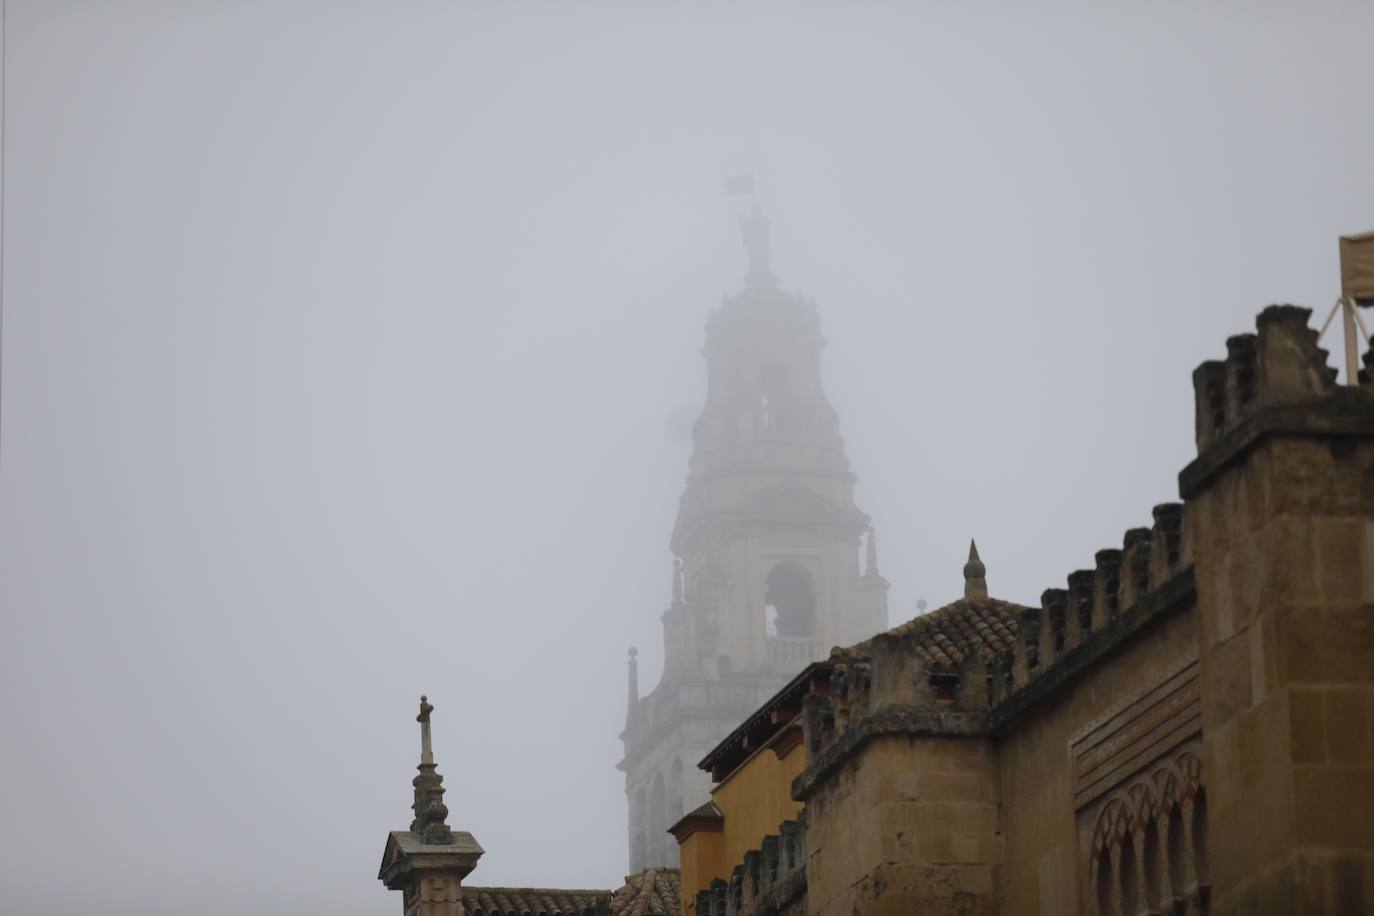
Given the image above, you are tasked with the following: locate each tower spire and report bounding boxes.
[963,540,988,600]
[625,647,639,729]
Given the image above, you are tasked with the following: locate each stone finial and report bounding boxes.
[672,558,685,604]
[964,540,988,600]
[418,695,434,765]
[410,695,454,844]
[625,647,640,729]
[864,526,879,576]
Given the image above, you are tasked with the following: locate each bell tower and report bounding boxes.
[619,207,888,871]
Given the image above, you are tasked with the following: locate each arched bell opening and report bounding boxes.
[765,561,818,639]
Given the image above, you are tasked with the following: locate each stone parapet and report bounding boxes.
[1181,304,1373,499]
[987,506,1194,717]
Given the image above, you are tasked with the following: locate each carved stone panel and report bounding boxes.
[1070,659,1201,810]
[1070,660,1209,915]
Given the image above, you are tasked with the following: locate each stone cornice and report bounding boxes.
[619,675,788,772]
[378,830,483,889]
[1179,393,1374,500]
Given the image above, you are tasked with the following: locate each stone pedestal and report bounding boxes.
[378,830,484,916]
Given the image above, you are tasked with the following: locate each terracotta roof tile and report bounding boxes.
[462,886,605,915]
[841,596,1027,670]
[461,869,680,916]
[606,868,681,916]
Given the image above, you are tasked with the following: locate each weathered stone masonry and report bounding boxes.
[688,304,1374,916]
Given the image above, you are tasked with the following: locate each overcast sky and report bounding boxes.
[1,2,1371,914]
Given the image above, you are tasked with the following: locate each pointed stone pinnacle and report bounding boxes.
[626,647,640,730]
[964,540,988,601]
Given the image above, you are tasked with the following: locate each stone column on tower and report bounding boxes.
[379,696,483,916]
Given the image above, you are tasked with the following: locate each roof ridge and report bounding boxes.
[463,885,611,895]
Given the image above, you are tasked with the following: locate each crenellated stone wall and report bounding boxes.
[766,305,1374,916]
[993,550,1202,915]
[987,500,1193,719]
[657,303,1374,916]
[1182,305,1374,914]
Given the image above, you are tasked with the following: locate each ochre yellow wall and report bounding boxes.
[715,742,806,869]
[679,830,725,916]
[679,741,806,914]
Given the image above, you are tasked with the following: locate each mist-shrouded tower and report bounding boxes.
[618,207,889,870]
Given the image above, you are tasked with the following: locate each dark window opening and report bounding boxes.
[929,672,960,704]
[766,562,817,639]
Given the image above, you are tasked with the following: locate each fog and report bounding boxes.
[1,2,1371,913]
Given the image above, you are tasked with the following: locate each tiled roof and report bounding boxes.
[844,597,1027,670]
[461,869,680,916]
[462,887,607,915]
[606,868,681,916]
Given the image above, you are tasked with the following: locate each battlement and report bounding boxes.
[1193,305,1340,454]
[986,502,1193,719]
[1182,304,1374,499]
[695,819,806,916]
[987,304,1374,718]
[793,498,1192,754]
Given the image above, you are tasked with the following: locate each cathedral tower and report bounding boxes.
[619,208,888,870]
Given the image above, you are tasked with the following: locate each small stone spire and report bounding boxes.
[625,647,640,729]
[964,540,988,601]
[410,695,454,845]
[740,203,778,289]
[864,527,879,576]
[672,558,685,604]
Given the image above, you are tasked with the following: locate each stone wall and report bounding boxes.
[982,483,1200,915]
[996,595,1201,914]
[1182,306,1374,914]
[803,734,1003,915]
